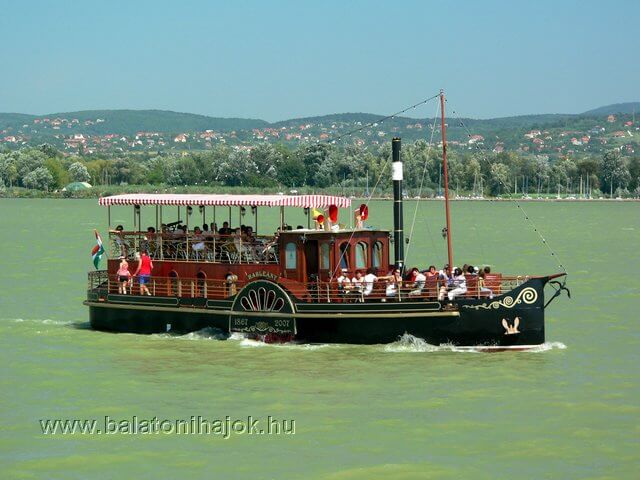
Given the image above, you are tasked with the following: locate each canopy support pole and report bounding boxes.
[107,206,111,229]
[254,207,258,234]
[159,205,164,260]
[280,206,285,230]
[186,207,189,258]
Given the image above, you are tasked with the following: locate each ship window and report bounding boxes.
[320,243,330,270]
[372,241,383,268]
[355,242,368,269]
[285,242,297,269]
[339,242,350,270]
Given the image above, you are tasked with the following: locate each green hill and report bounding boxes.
[0,109,268,135]
[582,102,640,115]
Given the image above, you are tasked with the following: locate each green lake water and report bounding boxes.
[1,198,638,479]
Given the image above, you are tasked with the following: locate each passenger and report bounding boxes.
[225,271,238,297]
[336,268,352,296]
[379,268,403,299]
[245,226,256,242]
[438,264,452,301]
[133,249,153,296]
[407,266,418,283]
[467,265,477,276]
[191,226,206,256]
[111,224,128,257]
[478,267,494,298]
[439,263,451,278]
[218,221,232,236]
[425,265,437,278]
[447,267,468,301]
[409,267,427,296]
[351,270,364,294]
[116,256,131,294]
[363,267,379,297]
[354,209,364,229]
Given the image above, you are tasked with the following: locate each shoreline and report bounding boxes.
[1,191,638,202]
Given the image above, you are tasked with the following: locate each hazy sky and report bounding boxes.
[0,0,637,121]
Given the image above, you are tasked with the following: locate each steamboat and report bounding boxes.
[85,92,568,348]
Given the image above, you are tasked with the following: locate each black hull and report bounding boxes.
[86,277,552,347]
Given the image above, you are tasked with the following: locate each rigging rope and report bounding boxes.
[404,102,439,266]
[448,104,568,274]
[322,93,441,144]
[326,93,442,279]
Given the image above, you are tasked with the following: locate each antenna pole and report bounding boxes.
[440,90,454,269]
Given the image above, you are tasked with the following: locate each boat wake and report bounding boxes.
[10,318,75,326]
[150,329,566,353]
[153,327,227,341]
[384,333,566,353]
[231,333,331,350]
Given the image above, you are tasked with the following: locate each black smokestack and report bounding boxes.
[392,137,404,272]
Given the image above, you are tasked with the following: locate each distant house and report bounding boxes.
[607,114,616,123]
[468,134,484,144]
[524,130,541,139]
[612,131,626,138]
[173,134,188,143]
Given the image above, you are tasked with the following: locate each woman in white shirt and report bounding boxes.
[447,268,468,301]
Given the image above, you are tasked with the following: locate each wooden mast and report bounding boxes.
[440,90,454,269]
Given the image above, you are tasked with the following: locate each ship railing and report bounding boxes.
[294,274,530,303]
[87,270,109,290]
[87,271,530,304]
[107,231,279,264]
[92,272,249,300]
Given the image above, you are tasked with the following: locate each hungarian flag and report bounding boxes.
[91,229,105,269]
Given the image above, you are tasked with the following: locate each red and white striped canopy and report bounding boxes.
[98,193,351,209]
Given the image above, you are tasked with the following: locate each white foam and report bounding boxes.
[228,332,249,341]
[383,333,567,353]
[153,327,226,341]
[10,318,74,326]
[239,338,269,348]
[528,341,567,352]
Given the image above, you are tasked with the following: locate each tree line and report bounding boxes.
[1,141,639,197]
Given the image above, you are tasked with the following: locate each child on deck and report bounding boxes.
[117,256,131,294]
